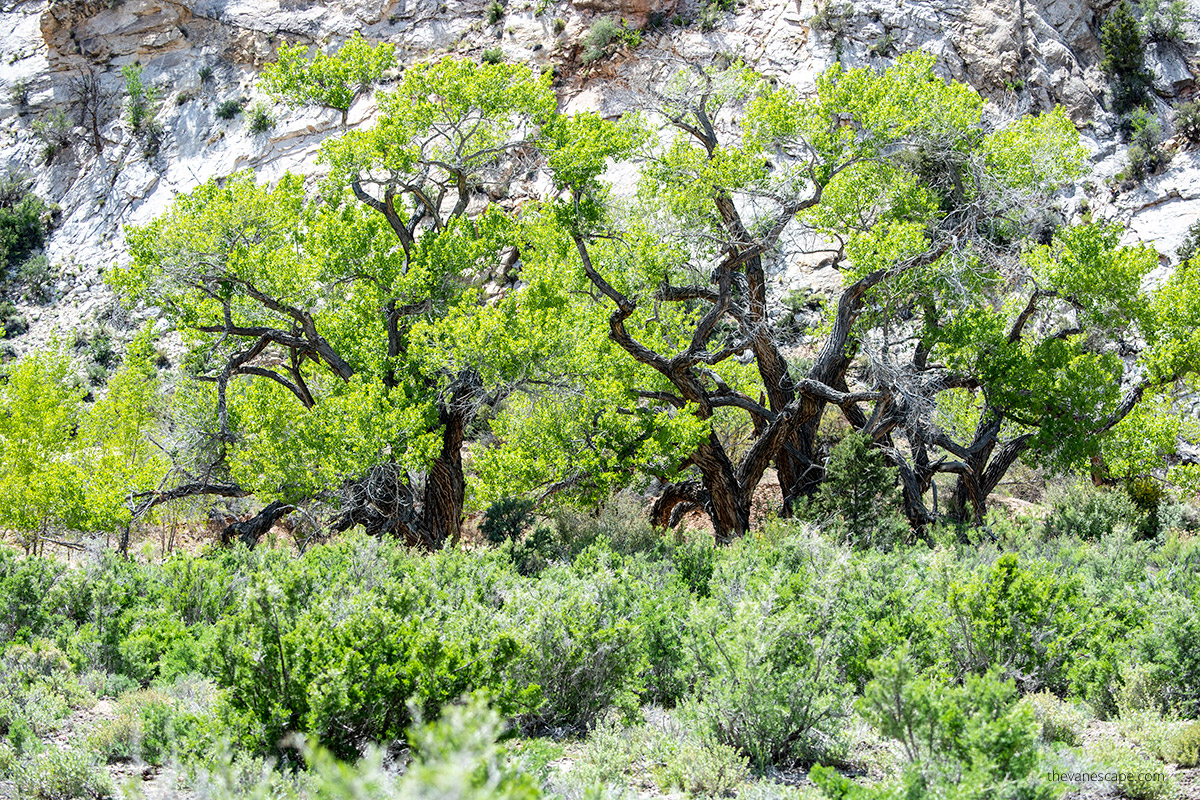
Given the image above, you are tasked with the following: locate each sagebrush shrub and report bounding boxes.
[14,746,115,800]
[1020,690,1088,746]
[1043,481,1144,541]
[680,587,851,769]
[506,557,647,731]
[1087,739,1175,800]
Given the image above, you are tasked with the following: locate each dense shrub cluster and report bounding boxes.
[0,487,1197,795]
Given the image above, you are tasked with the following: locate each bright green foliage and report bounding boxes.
[259,32,395,122]
[946,554,1097,694]
[121,64,159,132]
[935,224,1161,472]
[77,327,169,534]
[210,550,535,759]
[1144,258,1200,383]
[118,60,571,535]
[246,102,276,134]
[118,173,436,503]
[0,346,87,552]
[4,515,1200,791]
[1103,392,1200,495]
[321,58,555,194]
[839,650,1059,800]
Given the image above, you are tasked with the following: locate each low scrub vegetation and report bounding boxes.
[1,506,1198,796]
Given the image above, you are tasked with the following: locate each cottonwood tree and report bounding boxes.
[115,60,558,549]
[259,32,396,125]
[78,327,170,553]
[494,53,1197,538]
[0,346,87,554]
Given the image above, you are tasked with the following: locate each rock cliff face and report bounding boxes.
[0,0,1197,351]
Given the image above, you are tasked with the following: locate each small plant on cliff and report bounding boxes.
[482,47,505,64]
[1124,106,1170,180]
[581,17,640,64]
[697,0,738,32]
[1178,218,1200,265]
[215,98,245,121]
[32,109,72,165]
[246,102,275,134]
[9,80,29,110]
[810,0,852,36]
[1176,99,1200,146]
[486,0,506,25]
[121,64,160,133]
[1140,0,1190,44]
[1101,1,1150,115]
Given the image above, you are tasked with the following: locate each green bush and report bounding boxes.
[697,0,737,32]
[1177,218,1200,264]
[246,102,276,134]
[1140,0,1190,44]
[121,64,159,133]
[1128,585,1200,718]
[116,608,198,685]
[88,689,176,765]
[13,747,115,799]
[680,577,851,769]
[1177,100,1200,147]
[815,431,908,550]
[215,98,245,120]
[506,556,646,731]
[486,0,505,24]
[810,0,851,34]
[653,731,749,796]
[0,172,50,280]
[1125,107,1170,181]
[18,254,54,302]
[1043,481,1144,541]
[946,553,1096,694]
[1087,739,1175,800]
[847,651,1058,800]
[212,559,533,758]
[1019,690,1089,746]
[482,496,536,544]
[482,47,504,65]
[581,17,640,64]
[1101,1,1150,114]
[1160,721,1200,767]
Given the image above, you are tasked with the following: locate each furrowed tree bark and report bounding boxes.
[220,501,296,549]
[414,372,480,550]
